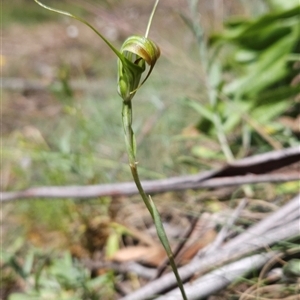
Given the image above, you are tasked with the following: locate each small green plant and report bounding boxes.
[182,0,299,164]
[6,249,114,300]
[33,1,187,299]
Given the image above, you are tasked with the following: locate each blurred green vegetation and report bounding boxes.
[3,249,115,300]
[2,0,299,299]
[2,0,93,27]
[182,0,299,164]
[2,0,54,27]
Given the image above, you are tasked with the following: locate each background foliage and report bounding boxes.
[2,0,299,299]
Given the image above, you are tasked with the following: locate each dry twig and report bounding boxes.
[119,194,300,300]
[2,147,299,202]
[1,173,298,202]
[156,252,276,300]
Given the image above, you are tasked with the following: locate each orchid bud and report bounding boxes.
[118,35,160,102]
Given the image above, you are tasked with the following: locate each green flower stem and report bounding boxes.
[122,101,188,300]
[34,0,123,61]
[145,0,160,38]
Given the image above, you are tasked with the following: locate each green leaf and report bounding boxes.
[224,32,296,97]
[236,25,292,51]
[240,7,299,33]
[211,5,299,50]
[266,0,300,11]
[283,259,300,278]
[252,84,300,106]
[251,101,289,124]
[105,232,119,259]
[235,49,257,63]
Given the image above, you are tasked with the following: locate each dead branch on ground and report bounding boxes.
[1,147,299,202]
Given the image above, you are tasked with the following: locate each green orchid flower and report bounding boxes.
[118,35,160,101]
[33,0,160,102]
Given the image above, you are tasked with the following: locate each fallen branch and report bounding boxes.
[0,147,300,202]
[155,252,276,300]
[1,173,298,202]
[1,147,298,202]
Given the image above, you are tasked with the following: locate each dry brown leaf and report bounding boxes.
[110,245,166,267]
[139,246,167,267]
[110,246,151,262]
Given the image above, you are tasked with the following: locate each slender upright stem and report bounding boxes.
[122,101,154,214]
[122,100,188,300]
[122,101,135,164]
